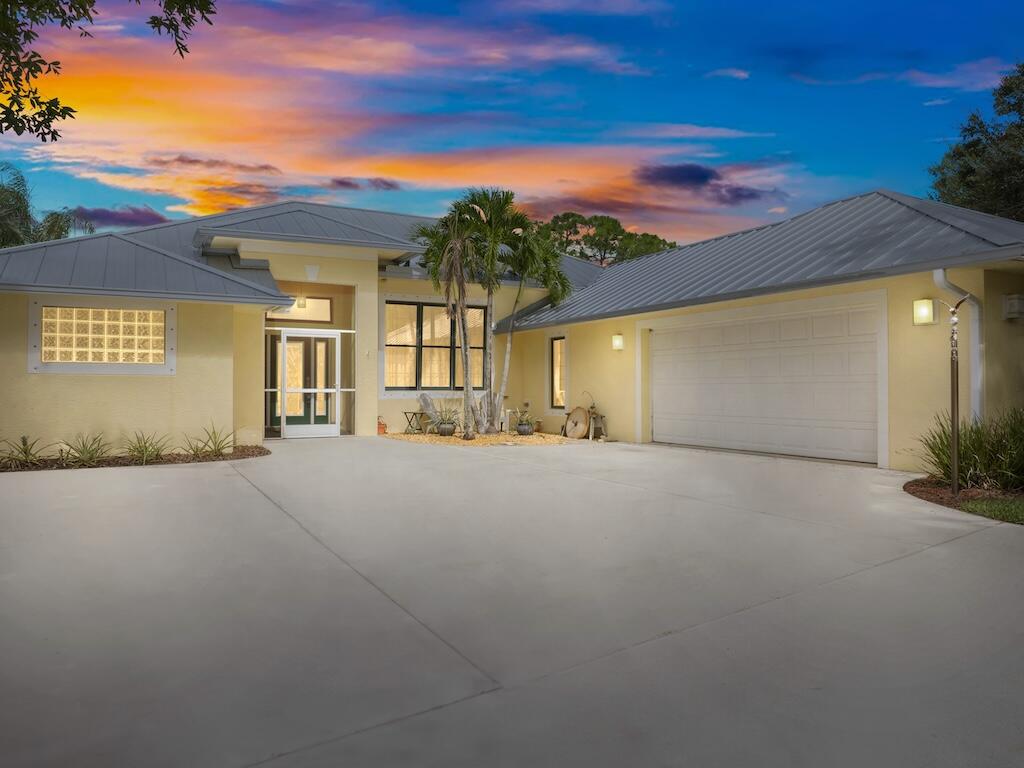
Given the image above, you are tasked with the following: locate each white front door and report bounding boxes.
[651,295,883,463]
[277,329,347,438]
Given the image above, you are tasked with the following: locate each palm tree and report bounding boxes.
[415,202,482,439]
[463,188,531,432]
[0,163,93,247]
[493,224,571,429]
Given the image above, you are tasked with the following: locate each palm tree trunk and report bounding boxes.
[482,287,498,432]
[457,309,478,438]
[491,279,524,432]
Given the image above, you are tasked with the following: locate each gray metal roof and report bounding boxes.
[504,190,1024,331]
[0,232,291,304]
[127,200,433,254]
[558,254,604,289]
[0,200,438,304]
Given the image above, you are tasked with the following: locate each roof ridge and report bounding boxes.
[875,189,1008,247]
[113,234,289,300]
[272,207,416,245]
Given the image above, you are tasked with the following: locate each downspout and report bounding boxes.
[932,268,983,421]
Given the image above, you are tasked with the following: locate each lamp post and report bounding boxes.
[941,296,969,495]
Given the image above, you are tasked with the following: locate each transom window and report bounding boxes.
[41,306,166,364]
[385,301,486,390]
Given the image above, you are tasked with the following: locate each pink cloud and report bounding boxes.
[706,68,751,80]
[900,57,1010,91]
[619,123,772,139]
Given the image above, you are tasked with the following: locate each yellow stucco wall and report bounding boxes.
[983,269,1024,416]
[233,306,265,446]
[238,244,380,437]
[506,268,999,471]
[0,293,235,450]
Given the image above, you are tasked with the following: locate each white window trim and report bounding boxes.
[545,329,568,416]
[377,293,487,399]
[28,294,178,376]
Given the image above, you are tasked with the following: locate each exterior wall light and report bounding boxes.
[913,298,937,325]
[295,297,307,309]
[611,333,624,351]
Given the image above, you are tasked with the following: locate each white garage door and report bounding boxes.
[651,297,882,463]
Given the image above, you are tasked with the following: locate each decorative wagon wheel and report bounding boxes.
[564,406,590,439]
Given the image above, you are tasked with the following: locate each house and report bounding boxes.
[1,190,1022,471]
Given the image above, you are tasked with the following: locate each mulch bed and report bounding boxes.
[0,445,270,473]
[903,476,1024,511]
[385,432,568,447]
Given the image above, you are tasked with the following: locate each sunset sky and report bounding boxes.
[3,0,1022,243]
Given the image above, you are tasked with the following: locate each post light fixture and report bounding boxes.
[611,333,624,351]
[913,298,937,325]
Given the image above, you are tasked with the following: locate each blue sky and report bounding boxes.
[3,0,1021,241]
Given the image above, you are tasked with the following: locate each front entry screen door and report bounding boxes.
[265,329,352,438]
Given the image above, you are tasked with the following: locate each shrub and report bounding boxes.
[62,433,112,468]
[920,409,1024,491]
[181,424,234,459]
[201,424,234,457]
[430,402,461,428]
[124,432,170,465]
[1,436,48,469]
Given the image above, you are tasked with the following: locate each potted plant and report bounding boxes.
[514,409,534,436]
[431,404,460,437]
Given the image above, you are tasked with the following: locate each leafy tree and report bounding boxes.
[0,161,93,246]
[2,1,217,142]
[930,62,1024,221]
[540,211,587,256]
[493,224,571,427]
[580,215,625,266]
[416,203,487,439]
[618,230,676,261]
[463,188,530,432]
[537,211,675,265]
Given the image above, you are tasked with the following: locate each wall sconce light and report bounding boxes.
[611,333,624,350]
[295,296,307,309]
[912,298,937,326]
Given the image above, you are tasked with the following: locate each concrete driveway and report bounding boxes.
[2,438,1022,767]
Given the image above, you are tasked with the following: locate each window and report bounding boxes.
[266,296,332,323]
[384,301,486,390]
[29,297,176,375]
[550,336,566,409]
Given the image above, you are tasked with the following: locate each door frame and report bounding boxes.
[634,289,889,467]
[273,327,355,438]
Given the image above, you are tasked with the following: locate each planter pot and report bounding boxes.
[437,423,456,437]
[516,424,534,436]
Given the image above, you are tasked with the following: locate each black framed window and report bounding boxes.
[550,336,566,409]
[385,302,486,390]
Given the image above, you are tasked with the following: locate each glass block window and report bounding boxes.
[40,306,167,364]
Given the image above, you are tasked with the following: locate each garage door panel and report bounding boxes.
[652,301,880,463]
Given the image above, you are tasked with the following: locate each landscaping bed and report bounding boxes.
[904,477,1024,524]
[385,432,567,447]
[0,445,270,473]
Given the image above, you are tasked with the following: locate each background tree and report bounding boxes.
[2,1,217,142]
[930,62,1024,221]
[416,204,482,439]
[536,211,675,265]
[0,162,92,246]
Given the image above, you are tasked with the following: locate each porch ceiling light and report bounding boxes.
[913,298,937,325]
[611,333,625,350]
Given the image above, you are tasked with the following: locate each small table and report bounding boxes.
[403,411,425,433]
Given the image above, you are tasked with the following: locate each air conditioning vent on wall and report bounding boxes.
[1004,294,1024,321]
